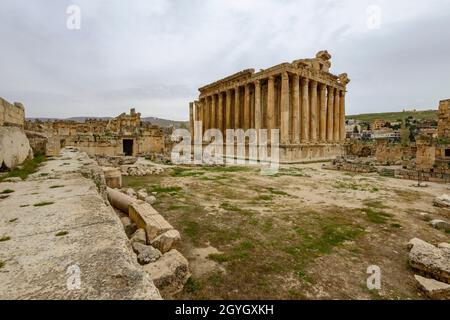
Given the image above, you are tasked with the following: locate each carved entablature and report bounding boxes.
[198,50,348,97]
[199,69,255,94]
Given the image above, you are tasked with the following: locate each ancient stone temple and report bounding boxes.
[25,109,165,157]
[189,51,350,163]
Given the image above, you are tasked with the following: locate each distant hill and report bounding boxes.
[26,116,188,128]
[141,117,188,128]
[346,109,437,123]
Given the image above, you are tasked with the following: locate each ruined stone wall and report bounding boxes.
[0,98,25,128]
[438,99,450,138]
[344,141,376,157]
[375,140,406,165]
[416,144,436,170]
[24,109,166,158]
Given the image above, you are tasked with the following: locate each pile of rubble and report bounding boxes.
[96,155,164,177]
[322,156,377,173]
[107,188,189,298]
[95,155,138,167]
[121,164,164,177]
[145,153,172,165]
[407,238,450,299]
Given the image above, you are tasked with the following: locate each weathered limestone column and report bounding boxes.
[211,94,217,129]
[267,76,276,133]
[310,80,318,142]
[319,84,327,141]
[234,87,240,129]
[226,89,232,130]
[254,80,262,131]
[326,87,335,142]
[333,89,340,142]
[301,78,310,142]
[280,72,290,144]
[244,84,251,130]
[339,91,346,141]
[218,92,224,133]
[292,74,300,143]
[204,96,210,131]
[189,102,194,140]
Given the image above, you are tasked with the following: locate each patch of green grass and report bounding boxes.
[363,199,389,210]
[171,167,205,177]
[220,202,256,216]
[271,167,309,177]
[185,277,202,293]
[334,181,359,191]
[362,208,393,224]
[0,155,47,182]
[289,221,364,257]
[0,236,11,242]
[266,187,290,196]
[208,250,250,263]
[183,220,200,238]
[296,270,313,283]
[0,261,4,269]
[254,195,273,201]
[55,231,69,237]
[0,189,15,194]
[33,201,55,207]
[150,185,182,194]
[201,166,253,173]
[49,185,65,189]
[238,241,255,250]
[208,253,232,263]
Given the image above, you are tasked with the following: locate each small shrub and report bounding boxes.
[55,231,69,237]
[0,189,15,194]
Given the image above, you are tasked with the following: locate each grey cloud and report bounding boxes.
[0,0,449,119]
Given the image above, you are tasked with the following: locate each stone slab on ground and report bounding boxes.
[151,229,181,254]
[407,238,450,284]
[143,249,190,298]
[414,275,450,300]
[0,148,161,299]
[129,202,173,241]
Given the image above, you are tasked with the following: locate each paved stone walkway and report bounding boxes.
[0,148,161,299]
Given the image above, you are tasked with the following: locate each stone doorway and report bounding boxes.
[123,139,134,156]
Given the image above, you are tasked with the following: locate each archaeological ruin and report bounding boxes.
[25,108,166,158]
[189,51,350,163]
[0,98,33,169]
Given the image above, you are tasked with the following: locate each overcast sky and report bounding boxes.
[1,0,449,120]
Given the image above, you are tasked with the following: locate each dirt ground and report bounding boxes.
[123,163,450,300]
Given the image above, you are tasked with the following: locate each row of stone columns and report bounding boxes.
[192,73,346,143]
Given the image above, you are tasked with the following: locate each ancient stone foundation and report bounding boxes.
[189,51,350,163]
[0,98,33,169]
